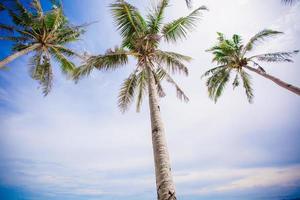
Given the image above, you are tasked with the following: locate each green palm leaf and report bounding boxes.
[240,69,253,103]
[157,68,189,102]
[147,0,169,33]
[242,29,283,55]
[154,50,191,75]
[162,6,207,42]
[136,69,148,112]
[118,71,138,112]
[110,0,146,39]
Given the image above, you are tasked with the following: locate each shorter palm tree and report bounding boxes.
[203,30,299,102]
[0,0,85,95]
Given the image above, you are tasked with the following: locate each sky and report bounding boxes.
[0,0,300,200]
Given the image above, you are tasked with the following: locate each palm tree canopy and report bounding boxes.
[203,30,299,102]
[75,0,207,112]
[0,0,85,95]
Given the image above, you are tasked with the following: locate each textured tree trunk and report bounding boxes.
[0,44,40,69]
[244,65,300,96]
[147,67,177,200]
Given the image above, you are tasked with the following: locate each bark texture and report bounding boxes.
[0,44,40,69]
[147,68,176,200]
[244,65,300,96]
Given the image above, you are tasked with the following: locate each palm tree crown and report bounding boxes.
[75,0,207,112]
[203,30,299,102]
[0,0,85,95]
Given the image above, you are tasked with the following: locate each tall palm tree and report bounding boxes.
[202,30,299,103]
[0,0,85,95]
[74,0,207,199]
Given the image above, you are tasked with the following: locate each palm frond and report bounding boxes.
[72,61,94,81]
[240,69,253,103]
[0,23,16,33]
[162,6,207,43]
[30,53,53,96]
[154,50,191,75]
[185,0,192,8]
[147,0,169,33]
[202,65,227,78]
[250,50,299,62]
[31,0,43,17]
[232,73,240,89]
[6,0,33,27]
[88,47,129,71]
[50,47,76,75]
[242,29,283,54]
[136,69,148,112]
[206,68,231,102]
[152,69,166,98]
[157,68,189,102]
[110,0,146,39]
[282,0,299,4]
[44,7,64,32]
[118,71,138,112]
[0,36,28,42]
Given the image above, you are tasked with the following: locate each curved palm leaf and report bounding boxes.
[147,0,169,34]
[242,29,283,55]
[250,50,299,62]
[162,6,207,42]
[154,50,191,75]
[118,71,138,112]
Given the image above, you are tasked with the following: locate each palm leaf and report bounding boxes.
[250,50,299,62]
[88,47,129,71]
[162,6,207,42]
[157,68,189,102]
[136,69,147,112]
[240,69,253,103]
[206,68,231,102]
[152,69,166,98]
[185,0,192,8]
[242,29,283,54]
[50,47,76,75]
[154,50,191,75]
[30,53,53,96]
[31,0,43,17]
[110,0,146,39]
[202,65,227,78]
[147,0,169,33]
[118,71,138,112]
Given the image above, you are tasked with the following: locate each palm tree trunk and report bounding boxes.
[147,67,177,200]
[244,65,300,95]
[0,44,40,69]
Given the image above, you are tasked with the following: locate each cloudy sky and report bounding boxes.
[0,0,300,199]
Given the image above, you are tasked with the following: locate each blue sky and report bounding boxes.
[0,0,300,200]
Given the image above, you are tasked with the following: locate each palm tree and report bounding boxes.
[74,0,207,199]
[202,30,299,103]
[0,0,85,95]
